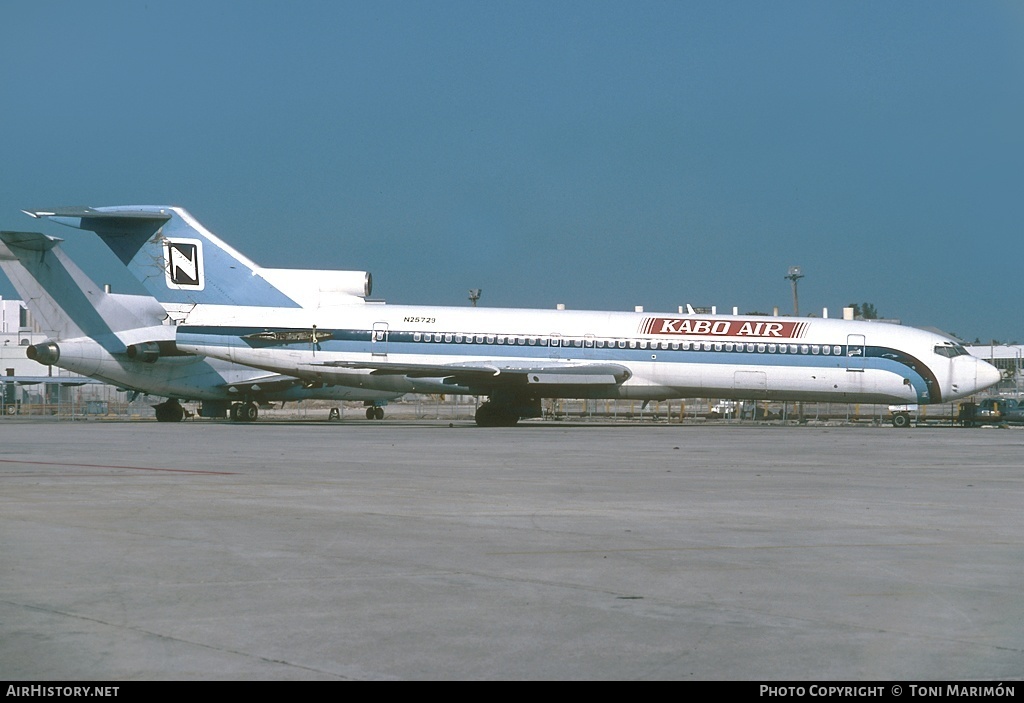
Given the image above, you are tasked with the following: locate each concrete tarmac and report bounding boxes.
[1,419,1022,680]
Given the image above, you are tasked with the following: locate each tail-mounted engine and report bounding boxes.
[126,340,188,364]
[26,341,60,366]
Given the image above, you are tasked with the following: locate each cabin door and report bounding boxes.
[372,322,389,358]
[846,334,866,372]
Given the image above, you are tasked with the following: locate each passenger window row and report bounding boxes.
[403,331,846,356]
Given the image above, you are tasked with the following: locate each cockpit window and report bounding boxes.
[934,343,969,358]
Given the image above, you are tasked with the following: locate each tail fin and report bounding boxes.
[25,206,372,309]
[0,230,170,349]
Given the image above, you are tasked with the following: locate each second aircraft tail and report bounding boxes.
[0,230,172,350]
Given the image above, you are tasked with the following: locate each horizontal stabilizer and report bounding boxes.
[26,206,171,271]
[0,230,62,252]
[24,207,172,224]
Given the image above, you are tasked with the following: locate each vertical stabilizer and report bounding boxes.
[25,206,303,308]
[25,206,371,309]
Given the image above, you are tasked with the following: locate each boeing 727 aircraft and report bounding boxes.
[0,229,403,421]
[32,206,1002,426]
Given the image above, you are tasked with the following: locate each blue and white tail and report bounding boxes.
[0,230,170,349]
[25,206,372,309]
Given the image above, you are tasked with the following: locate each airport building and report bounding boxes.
[1,297,49,380]
[0,297,122,415]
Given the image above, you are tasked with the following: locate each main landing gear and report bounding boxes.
[473,394,542,427]
[153,398,185,422]
[365,406,385,420]
[229,402,259,422]
[474,402,520,427]
[153,399,260,423]
[474,395,550,426]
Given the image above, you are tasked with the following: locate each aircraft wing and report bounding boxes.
[215,373,306,396]
[316,359,632,388]
[2,376,103,386]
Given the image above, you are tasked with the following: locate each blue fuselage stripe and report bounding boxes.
[178,325,941,402]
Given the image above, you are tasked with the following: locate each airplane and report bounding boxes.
[30,205,1003,426]
[0,229,404,422]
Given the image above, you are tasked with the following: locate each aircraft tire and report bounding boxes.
[244,403,259,421]
[155,400,185,423]
[366,407,375,420]
[475,403,520,427]
[892,412,911,428]
[374,406,385,420]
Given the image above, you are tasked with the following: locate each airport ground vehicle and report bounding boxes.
[708,399,772,420]
[957,397,1024,427]
[888,404,917,428]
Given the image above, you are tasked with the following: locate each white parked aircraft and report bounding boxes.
[0,229,403,421]
[32,206,1002,426]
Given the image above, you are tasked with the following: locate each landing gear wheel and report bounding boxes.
[231,402,258,421]
[892,412,911,428]
[374,406,385,420]
[475,403,520,427]
[154,399,185,423]
[366,407,375,420]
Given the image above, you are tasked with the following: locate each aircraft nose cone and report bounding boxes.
[977,359,1002,392]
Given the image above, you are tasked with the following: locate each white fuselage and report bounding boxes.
[174,302,1001,405]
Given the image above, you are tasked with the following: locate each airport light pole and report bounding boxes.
[784,266,803,316]
[784,266,805,422]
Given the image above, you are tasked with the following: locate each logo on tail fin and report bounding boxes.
[164,239,205,290]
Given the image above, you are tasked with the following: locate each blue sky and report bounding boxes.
[2,1,1022,342]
